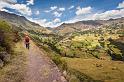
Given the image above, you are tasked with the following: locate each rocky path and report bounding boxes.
[24,41,67,82]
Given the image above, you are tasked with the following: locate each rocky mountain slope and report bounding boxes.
[0,11,124,35]
[0,11,50,33]
[52,17,124,34]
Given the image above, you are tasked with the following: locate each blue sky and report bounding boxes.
[0,0,124,27]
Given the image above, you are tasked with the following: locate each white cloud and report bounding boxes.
[68,5,74,9]
[0,1,32,16]
[30,8,124,27]
[66,8,124,23]
[50,6,57,10]
[76,6,92,15]
[92,9,124,20]
[0,2,8,10]
[29,18,62,27]
[44,6,65,13]
[44,6,58,13]
[59,8,65,11]
[0,0,17,4]
[53,11,62,17]
[11,4,32,15]
[35,19,48,26]
[29,18,48,27]
[53,18,61,23]
[0,8,9,12]
[35,10,40,15]
[28,1,124,27]
[117,1,124,9]
[44,10,51,13]
[67,2,124,23]
[27,0,34,5]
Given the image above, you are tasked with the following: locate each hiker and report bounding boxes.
[24,35,30,49]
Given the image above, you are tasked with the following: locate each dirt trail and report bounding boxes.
[24,41,67,82]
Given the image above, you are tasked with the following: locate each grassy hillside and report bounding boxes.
[0,20,27,82]
[0,11,50,34]
[0,20,20,51]
[31,21,124,82]
[0,20,21,67]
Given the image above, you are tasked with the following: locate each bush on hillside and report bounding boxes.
[0,21,14,52]
[91,51,100,59]
[0,20,20,67]
[0,21,20,49]
[65,49,75,58]
[52,54,67,70]
[108,45,123,60]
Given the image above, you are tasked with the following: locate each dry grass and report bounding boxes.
[62,57,124,82]
[0,41,27,82]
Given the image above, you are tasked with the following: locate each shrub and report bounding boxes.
[0,20,20,66]
[73,50,83,58]
[52,55,62,65]
[92,51,100,59]
[0,21,15,52]
[0,46,5,52]
[52,55,67,70]
[109,46,123,60]
[66,49,75,58]
[0,52,10,63]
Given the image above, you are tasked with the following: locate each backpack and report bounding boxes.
[25,37,29,42]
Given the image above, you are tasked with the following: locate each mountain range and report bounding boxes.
[0,11,124,34]
[52,17,124,34]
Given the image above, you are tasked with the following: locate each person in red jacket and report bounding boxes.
[24,35,30,49]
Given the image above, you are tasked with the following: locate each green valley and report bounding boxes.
[30,20,124,82]
[0,11,124,82]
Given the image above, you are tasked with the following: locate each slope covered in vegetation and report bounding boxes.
[30,22,124,82]
[0,20,20,67]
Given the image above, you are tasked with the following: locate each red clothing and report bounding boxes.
[25,36,30,44]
